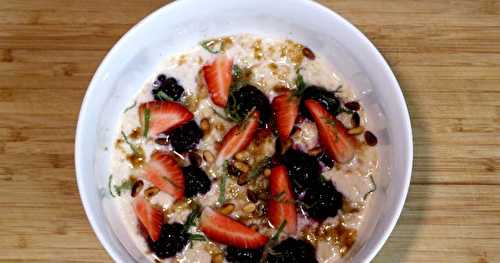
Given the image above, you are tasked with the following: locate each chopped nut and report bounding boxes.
[242,203,257,213]
[247,190,258,203]
[235,151,250,161]
[263,168,271,177]
[144,186,160,199]
[302,47,316,60]
[348,126,365,135]
[131,180,144,197]
[364,131,378,146]
[203,150,215,164]
[237,173,249,186]
[345,101,361,111]
[200,118,210,132]
[219,203,235,215]
[234,161,250,173]
[212,253,224,263]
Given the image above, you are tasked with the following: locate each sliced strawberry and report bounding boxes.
[304,99,357,163]
[215,111,260,166]
[268,165,297,234]
[272,91,299,142]
[139,101,193,136]
[133,197,163,241]
[199,207,269,248]
[202,55,233,107]
[143,151,185,200]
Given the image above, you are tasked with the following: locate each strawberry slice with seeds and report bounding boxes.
[268,165,297,234]
[199,207,269,248]
[139,101,193,136]
[304,99,357,163]
[133,197,163,241]
[143,151,185,200]
[215,111,260,166]
[202,55,233,107]
[272,91,299,142]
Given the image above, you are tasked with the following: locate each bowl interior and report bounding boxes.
[75,0,412,262]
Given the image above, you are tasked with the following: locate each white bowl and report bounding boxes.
[75,0,413,262]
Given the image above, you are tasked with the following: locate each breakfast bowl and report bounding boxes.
[75,0,413,262]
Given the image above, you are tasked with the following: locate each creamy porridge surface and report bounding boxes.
[109,34,379,263]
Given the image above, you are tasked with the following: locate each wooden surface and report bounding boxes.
[0,0,499,262]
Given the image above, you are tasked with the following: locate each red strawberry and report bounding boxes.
[272,91,299,142]
[133,197,163,241]
[304,99,357,163]
[139,101,193,136]
[199,207,269,248]
[268,165,297,234]
[215,111,260,166]
[202,55,233,107]
[143,151,185,200]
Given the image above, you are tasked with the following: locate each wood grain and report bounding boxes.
[0,0,499,262]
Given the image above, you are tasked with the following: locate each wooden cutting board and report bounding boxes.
[0,1,498,262]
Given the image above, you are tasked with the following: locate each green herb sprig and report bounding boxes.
[143,108,150,137]
[121,131,139,155]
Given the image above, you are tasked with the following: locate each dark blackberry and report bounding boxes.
[282,149,321,194]
[225,246,263,263]
[183,165,211,198]
[267,238,317,263]
[168,121,203,153]
[147,223,189,259]
[227,85,271,125]
[152,75,185,101]
[317,151,335,169]
[302,180,343,221]
[299,86,341,118]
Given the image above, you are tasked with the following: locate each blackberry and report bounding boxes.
[302,180,343,221]
[282,149,321,194]
[168,121,203,153]
[225,246,263,263]
[267,238,317,263]
[183,165,212,198]
[147,223,189,259]
[299,86,341,118]
[227,85,271,125]
[152,75,185,101]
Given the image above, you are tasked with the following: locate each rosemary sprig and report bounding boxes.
[271,220,287,241]
[184,204,202,231]
[143,108,150,137]
[120,131,139,155]
[188,233,207,241]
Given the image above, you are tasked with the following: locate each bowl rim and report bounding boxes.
[75,0,413,262]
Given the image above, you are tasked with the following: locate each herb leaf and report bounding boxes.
[218,162,229,205]
[294,70,307,97]
[184,204,202,231]
[271,220,287,241]
[156,90,173,101]
[121,131,138,155]
[114,179,133,196]
[188,233,207,241]
[143,108,150,137]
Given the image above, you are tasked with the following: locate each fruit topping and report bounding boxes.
[168,120,203,153]
[199,207,269,249]
[215,111,260,166]
[272,91,299,142]
[268,165,297,234]
[203,55,233,107]
[267,238,318,263]
[304,99,357,163]
[302,180,343,221]
[139,101,193,137]
[133,197,163,241]
[147,223,189,259]
[300,86,341,118]
[143,151,185,200]
[282,149,321,194]
[152,75,185,102]
[227,85,272,125]
[225,246,263,263]
[183,165,212,198]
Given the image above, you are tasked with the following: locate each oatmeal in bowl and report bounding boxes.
[109,34,379,263]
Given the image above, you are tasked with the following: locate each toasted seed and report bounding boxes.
[131,180,144,197]
[247,190,258,203]
[200,118,210,132]
[234,161,250,173]
[243,203,257,214]
[364,131,378,146]
[235,151,250,161]
[302,47,316,60]
[308,147,322,156]
[212,253,224,263]
[351,112,361,128]
[237,173,249,186]
[219,203,235,215]
[249,224,259,231]
[203,150,215,164]
[345,101,361,111]
[188,152,202,167]
[263,168,271,177]
[348,126,365,135]
[144,186,160,199]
